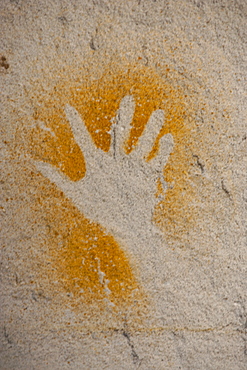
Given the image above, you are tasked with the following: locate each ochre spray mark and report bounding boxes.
[19,62,199,313]
[34,177,141,308]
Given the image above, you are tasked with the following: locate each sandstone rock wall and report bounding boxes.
[1,0,246,368]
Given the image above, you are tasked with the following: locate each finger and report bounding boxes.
[34,160,76,194]
[134,109,165,159]
[64,104,95,163]
[151,133,174,169]
[109,95,135,157]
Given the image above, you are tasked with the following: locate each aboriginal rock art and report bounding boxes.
[35,96,173,287]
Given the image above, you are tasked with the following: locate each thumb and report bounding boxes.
[33,160,76,196]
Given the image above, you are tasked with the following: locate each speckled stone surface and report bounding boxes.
[1,0,246,369]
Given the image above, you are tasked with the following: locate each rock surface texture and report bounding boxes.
[1,0,246,369]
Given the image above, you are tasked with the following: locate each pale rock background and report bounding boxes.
[1,0,247,369]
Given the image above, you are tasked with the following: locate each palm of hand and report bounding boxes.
[35,95,173,245]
